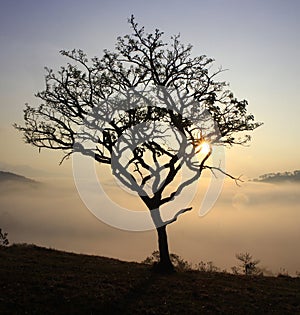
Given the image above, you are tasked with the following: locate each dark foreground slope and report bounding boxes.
[0,244,299,314]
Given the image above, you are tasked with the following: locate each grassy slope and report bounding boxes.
[0,244,299,314]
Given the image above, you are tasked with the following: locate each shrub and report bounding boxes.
[196,261,220,273]
[143,251,191,271]
[0,229,9,246]
[277,268,290,278]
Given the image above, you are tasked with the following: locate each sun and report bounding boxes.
[201,142,211,155]
[196,141,211,156]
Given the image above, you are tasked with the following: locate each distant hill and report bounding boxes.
[0,171,37,184]
[0,244,299,314]
[253,170,300,183]
[0,162,49,178]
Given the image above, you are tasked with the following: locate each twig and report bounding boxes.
[204,165,243,186]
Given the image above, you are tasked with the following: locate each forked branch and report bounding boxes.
[204,165,244,185]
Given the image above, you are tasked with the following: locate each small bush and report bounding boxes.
[196,261,220,273]
[0,229,9,246]
[231,266,239,275]
[277,268,290,278]
[142,251,191,271]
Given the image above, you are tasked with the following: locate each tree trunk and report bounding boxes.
[148,203,174,273]
[155,225,174,273]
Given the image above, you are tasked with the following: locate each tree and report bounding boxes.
[15,16,262,273]
[234,252,261,275]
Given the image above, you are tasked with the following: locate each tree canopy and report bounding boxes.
[15,16,262,272]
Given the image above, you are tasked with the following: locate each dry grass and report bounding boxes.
[0,244,299,314]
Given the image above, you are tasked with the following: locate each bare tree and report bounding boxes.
[15,16,262,272]
[235,252,261,275]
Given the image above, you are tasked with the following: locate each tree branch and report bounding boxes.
[163,207,193,225]
[204,165,244,186]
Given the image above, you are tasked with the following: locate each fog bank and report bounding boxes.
[0,178,299,275]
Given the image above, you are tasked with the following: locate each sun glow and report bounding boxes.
[196,141,211,156]
[201,142,211,155]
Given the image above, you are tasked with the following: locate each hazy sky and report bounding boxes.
[0,0,299,273]
[1,0,299,177]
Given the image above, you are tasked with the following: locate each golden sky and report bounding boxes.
[1,0,299,177]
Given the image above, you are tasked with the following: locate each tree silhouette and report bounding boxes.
[234,252,261,275]
[15,16,262,272]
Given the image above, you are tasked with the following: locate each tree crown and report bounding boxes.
[14,16,262,218]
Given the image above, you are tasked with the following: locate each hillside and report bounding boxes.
[0,171,36,184]
[0,171,39,192]
[253,170,300,183]
[0,244,299,314]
